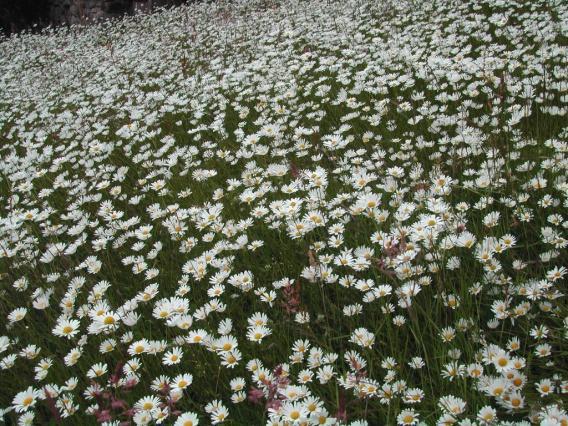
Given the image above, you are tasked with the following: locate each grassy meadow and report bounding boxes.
[0,0,567,424]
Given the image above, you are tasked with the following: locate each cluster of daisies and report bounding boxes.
[0,0,567,424]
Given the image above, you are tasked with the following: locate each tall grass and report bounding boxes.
[0,0,567,424]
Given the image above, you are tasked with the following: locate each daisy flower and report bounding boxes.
[12,387,40,413]
[163,347,183,366]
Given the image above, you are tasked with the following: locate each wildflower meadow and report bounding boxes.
[0,0,567,424]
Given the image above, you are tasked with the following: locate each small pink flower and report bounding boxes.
[111,398,127,410]
[247,387,264,404]
[95,409,112,423]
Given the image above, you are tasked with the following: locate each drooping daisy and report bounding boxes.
[171,373,193,390]
[135,395,161,413]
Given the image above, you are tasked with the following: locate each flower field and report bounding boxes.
[0,0,567,424]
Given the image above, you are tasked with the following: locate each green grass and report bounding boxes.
[0,0,567,424]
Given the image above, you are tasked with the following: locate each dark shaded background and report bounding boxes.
[0,0,190,35]
[0,0,51,34]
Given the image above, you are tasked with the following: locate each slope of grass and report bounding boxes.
[0,0,567,424]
